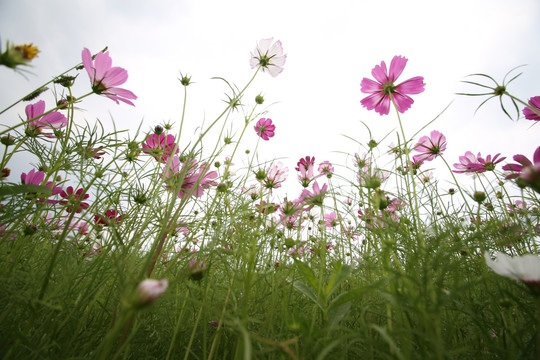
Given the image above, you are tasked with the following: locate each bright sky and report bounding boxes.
[1,0,539,197]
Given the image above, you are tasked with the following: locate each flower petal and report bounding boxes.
[388,55,407,82]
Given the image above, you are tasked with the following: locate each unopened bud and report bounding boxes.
[136,278,168,306]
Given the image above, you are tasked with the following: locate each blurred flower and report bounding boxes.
[25,100,67,138]
[59,186,90,213]
[163,157,218,198]
[360,55,425,115]
[254,118,275,140]
[485,251,540,295]
[318,161,334,178]
[250,38,286,77]
[412,130,446,163]
[21,169,63,203]
[264,161,289,190]
[522,96,540,121]
[324,212,338,227]
[0,41,39,69]
[453,151,505,174]
[142,134,179,163]
[188,259,207,281]
[94,209,123,226]
[301,181,328,208]
[81,48,137,106]
[136,278,168,306]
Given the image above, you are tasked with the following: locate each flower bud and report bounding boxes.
[1,135,15,146]
[136,279,168,306]
[1,168,10,179]
[473,191,486,203]
[255,94,265,104]
[154,125,164,135]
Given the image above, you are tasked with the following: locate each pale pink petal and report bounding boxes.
[81,48,94,82]
[25,100,45,119]
[93,51,112,80]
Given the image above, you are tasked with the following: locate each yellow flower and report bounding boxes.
[0,41,39,69]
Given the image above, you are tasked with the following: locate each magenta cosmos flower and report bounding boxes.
[523,96,540,121]
[21,169,63,202]
[59,186,90,213]
[502,146,540,193]
[412,130,447,163]
[453,151,505,174]
[142,134,179,163]
[250,38,286,77]
[82,48,137,106]
[254,118,275,141]
[25,100,67,137]
[360,55,425,116]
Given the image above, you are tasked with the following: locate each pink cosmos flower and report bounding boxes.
[502,146,540,193]
[254,118,275,140]
[94,209,123,226]
[81,48,137,106]
[59,186,90,213]
[412,130,447,163]
[136,278,168,306]
[453,151,483,174]
[21,169,63,202]
[25,100,67,138]
[318,161,334,178]
[523,96,540,121]
[324,212,338,228]
[296,156,319,188]
[301,181,328,208]
[264,161,289,190]
[250,38,287,77]
[142,134,179,163]
[360,55,425,115]
[163,157,218,198]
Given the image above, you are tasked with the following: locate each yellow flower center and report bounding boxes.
[15,43,39,60]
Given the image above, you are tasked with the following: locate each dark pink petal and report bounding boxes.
[360,78,383,94]
[371,61,389,84]
[523,96,540,121]
[388,56,407,82]
[396,76,425,95]
[392,93,414,113]
[513,154,533,167]
[534,146,540,164]
[361,93,385,111]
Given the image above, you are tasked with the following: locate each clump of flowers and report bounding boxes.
[453,151,506,174]
[250,38,287,77]
[82,48,137,106]
[254,118,276,141]
[360,55,425,115]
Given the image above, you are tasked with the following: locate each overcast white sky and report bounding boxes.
[1,0,539,197]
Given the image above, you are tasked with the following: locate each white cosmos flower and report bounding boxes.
[484,251,540,283]
[249,38,287,77]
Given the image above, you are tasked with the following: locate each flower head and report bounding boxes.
[25,100,67,138]
[0,41,39,69]
[523,96,540,121]
[59,186,90,213]
[94,209,123,226]
[142,134,179,163]
[163,157,218,198]
[412,130,446,163]
[502,146,540,193]
[318,161,334,178]
[136,278,168,306]
[485,251,540,295]
[254,118,275,141]
[264,161,289,190]
[82,48,137,106]
[360,55,425,115]
[250,38,286,77]
[301,181,328,208]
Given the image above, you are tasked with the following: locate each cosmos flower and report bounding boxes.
[264,161,289,190]
[81,48,137,106]
[502,146,540,193]
[59,186,90,213]
[412,130,447,163]
[136,278,168,306]
[254,118,276,141]
[249,38,287,77]
[25,100,67,138]
[162,157,218,198]
[318,161,334,178]
[301,181,328,208]
[94,209,123,226]
[142,134,179,163]
[485,251,540,295]
[522,96,540,121]
[360,55,425,115]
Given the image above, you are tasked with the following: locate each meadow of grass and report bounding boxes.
[0,41,539,359]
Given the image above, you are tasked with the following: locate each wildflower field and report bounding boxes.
[1,39,540,360]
